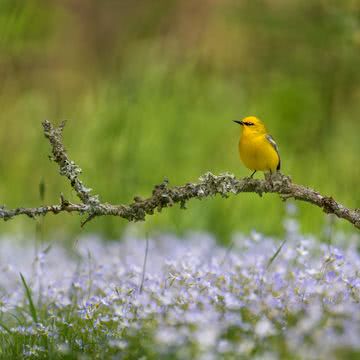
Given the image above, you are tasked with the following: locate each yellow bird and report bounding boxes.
[233,116,280,177]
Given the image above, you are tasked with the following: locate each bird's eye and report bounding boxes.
[245,122,254,126]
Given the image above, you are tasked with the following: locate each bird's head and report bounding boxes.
[233,116,267,135]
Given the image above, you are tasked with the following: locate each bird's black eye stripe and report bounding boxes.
[244,122,254,126]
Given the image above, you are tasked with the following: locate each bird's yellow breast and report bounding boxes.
[239,133,279,172]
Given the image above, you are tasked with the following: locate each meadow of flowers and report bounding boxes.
[0,213,359,359]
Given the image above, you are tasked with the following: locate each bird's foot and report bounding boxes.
[243,170,257,181]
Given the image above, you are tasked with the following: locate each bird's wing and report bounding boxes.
[266,134,281,170]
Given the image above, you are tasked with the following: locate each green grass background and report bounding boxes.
[0,0,359,240]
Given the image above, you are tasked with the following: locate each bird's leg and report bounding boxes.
[250,170,257,178]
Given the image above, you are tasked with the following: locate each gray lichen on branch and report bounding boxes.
[42,120,100,206]
[0,121,359,230]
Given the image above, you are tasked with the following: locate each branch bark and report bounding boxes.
[0,121,359,230]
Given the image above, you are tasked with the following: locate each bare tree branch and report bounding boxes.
[0,121,359,230]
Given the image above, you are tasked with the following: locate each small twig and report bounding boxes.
[42,120,99,206]
[139,235,149,294]
[81,213,97,228]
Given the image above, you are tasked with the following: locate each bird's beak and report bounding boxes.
[233,120,244,125]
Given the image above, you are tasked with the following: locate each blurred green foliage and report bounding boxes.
[0,0,359,240]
